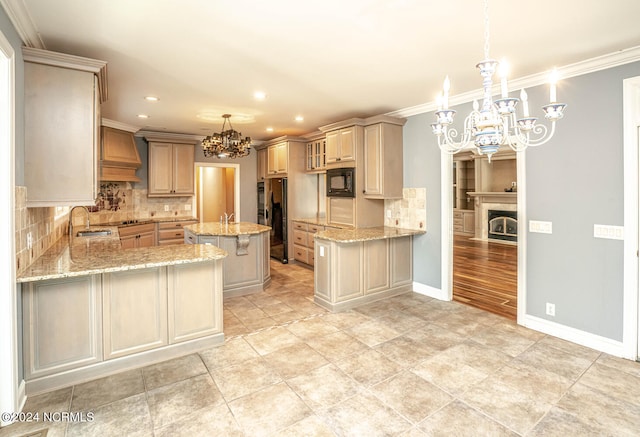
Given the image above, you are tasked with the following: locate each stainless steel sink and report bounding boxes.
[76,229,112,237]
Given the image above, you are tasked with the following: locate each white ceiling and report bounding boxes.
[14,0,640,141]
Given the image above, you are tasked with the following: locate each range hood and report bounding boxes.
[100,125,142,182]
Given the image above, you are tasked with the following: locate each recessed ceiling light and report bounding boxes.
[295,115,304,122]
[137,114,149,119]
[266,127,274,132]
[254,91,267,100]
[144,96,159,102]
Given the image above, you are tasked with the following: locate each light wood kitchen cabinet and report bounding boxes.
[22,275,102,379]
[257,147,268,180]
[326,126,358,165]
[157,220,198,245]
[306,138,326,173]
[23,47,107,207]
[314,235,414,311]
[102,267,168,359]
[363,121,404,199]
[148,142,195,196]
[267,142,288,176]
[292,221,326,266]
[118,222,157,249]
[453,210,475,236]
[168,262,223,344]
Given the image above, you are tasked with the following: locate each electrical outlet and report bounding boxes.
[386,209,392,218]
[26,232,33,250]
[546,302,555,317]
[164,205,170,212]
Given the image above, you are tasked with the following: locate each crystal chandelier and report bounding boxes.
[431,0,566,162]
[202,114,252,158]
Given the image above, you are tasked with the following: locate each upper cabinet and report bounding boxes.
[100,125,142,182]
[257,147,268,180]
[146,137,197,197]
[325,126,359,166]
[363,118,406,199]
[23,47,107,207]
[267,142,288,177]
[305,136,326,173]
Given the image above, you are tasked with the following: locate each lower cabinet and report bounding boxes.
[22,275,102,380]
[102,267,168,359]
[157,220,198,245]
[22,260,223,393]
[314,236,413,311]
[453,209,475,235]
[119,223,157,249]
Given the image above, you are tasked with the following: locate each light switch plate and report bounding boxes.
[529,220,552,234]
[594,224,624,240]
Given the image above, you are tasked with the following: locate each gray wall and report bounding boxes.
[403,61,640,342]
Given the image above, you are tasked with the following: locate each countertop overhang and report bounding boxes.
[184,222,271,236]
[17,226,227,283]
[315,226,425,243]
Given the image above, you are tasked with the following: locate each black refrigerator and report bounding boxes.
[269,178,288,263]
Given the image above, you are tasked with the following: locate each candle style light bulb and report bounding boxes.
[472,99,479,111]
[436,93,443,111]
[520,89,529,117]
[549,68,558,102]
[443,76,450,110]
[499,59,509,98]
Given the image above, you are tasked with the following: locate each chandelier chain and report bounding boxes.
[483,0,490,60]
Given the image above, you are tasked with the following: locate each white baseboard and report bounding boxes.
[412,281,450,301]
[522,314,627,358]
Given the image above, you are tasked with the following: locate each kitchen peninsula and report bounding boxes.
[314,226,424,311]
[184,222,271,297]
[17,229,227,395]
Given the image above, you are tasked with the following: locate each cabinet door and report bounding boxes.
[463,211,475,234]
[364,239,390,294]
[172,143,195,195]
[325,131,339,164]
[148,142,174,195]
[276,143,288,174]
[168,261,223,343]
[314,240,331,302]
[103,267,168,359]
[390,236,412,287]
[120,235,137,249]
[138,231,157,248]
[333,242,363,302]
[22,276,102,379]
[257,148,267,180]
[219,235,261,289]
[24,62,99,206]
[328,197,355,227]
[363,124,382,197]
[306,143,314,171]
[338,127,356,162]
[267,145,277,176]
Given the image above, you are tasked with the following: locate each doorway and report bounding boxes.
[447,150,521,321]
[195,163,240,223]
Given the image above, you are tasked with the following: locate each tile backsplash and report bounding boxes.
[384,187,426,231]
[15,186,67,276]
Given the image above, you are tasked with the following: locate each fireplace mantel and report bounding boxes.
[467,191,517,202]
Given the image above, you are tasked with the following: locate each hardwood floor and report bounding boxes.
[452,234,517,320]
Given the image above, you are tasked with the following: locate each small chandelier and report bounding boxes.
[431,0,566,162]
[202,114,252,158]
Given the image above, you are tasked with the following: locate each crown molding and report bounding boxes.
[101,118,140,133]
[0,0,44,48]
[139,130,202,144]
[387,45,640,118]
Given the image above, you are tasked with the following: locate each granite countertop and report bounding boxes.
[184,222,271,237]
[17,226,227,283]
[95,217,198,227]
[292,217,352,229]
[314,226,425,243]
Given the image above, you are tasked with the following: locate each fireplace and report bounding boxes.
[488,210,517,242]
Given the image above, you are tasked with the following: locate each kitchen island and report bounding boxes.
[17,229,227,395]
[184,222,271,297]
[314,226,425,311]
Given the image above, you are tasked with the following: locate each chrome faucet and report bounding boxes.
[227,213,234,224]
[69,206,90,237]
[221,212,235,225]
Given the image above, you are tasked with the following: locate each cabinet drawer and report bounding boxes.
[158,220,197,230]
[118,223,156,238]
[292,221,308,231]
[293,245,309,264]
[293,230,308,247]
[158,239,183,246]
[159,228,186,241]
[453,211,463,219]
[308,224,323,234]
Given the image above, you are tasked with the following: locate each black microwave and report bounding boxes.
[326,167,355,197]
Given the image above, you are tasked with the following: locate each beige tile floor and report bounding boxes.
[3,260,640,436]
